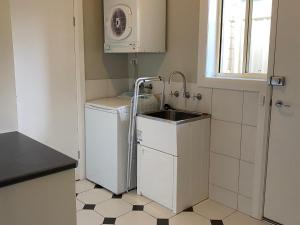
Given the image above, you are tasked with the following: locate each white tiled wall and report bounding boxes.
[151,81,213,114]
[238,194,253,215]
[239,161,254,198]
[210,90,259,216]
[210,153,239,192]
[241,125,257,163]
[212,89,243,123]
[211,120,241,158]
[209,184,238,209]
[242,92,259,126]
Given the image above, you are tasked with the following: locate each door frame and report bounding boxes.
[74,0,86,180]
[251,0,279,219]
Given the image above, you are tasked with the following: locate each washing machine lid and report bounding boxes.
[86,97,131,111]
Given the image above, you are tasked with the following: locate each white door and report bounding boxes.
[10,0,80,174]
[264,1,300,224]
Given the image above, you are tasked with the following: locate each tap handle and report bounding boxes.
[170,90,180,98]
[184,91,191,99]
[193,93,202,101]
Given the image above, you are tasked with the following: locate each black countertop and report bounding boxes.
[0,132,77,188]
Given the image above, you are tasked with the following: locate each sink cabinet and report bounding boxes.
[137,115,210,213]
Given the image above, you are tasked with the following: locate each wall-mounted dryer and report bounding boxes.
[104,0,166,53]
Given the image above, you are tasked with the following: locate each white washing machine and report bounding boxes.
[85,94,158,194]
[103,0,166,53]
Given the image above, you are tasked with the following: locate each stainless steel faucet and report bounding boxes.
[168,71,190,98]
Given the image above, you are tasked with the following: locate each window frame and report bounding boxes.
[216,0,269,79]
[196,0,276,92]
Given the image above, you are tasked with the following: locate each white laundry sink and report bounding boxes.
[136,110,211,213]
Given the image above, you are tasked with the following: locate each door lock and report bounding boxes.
[269,76,286,87]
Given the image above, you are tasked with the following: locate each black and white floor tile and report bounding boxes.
[76,180,271,225]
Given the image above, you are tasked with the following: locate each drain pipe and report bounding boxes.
[126,76,165,191]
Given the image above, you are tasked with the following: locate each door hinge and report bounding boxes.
[73,17,76,27]
[77,150,80,160]
[270,99,273,106]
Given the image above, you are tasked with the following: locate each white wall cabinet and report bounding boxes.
[137,116,211,213]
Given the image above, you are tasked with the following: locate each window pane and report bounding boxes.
[248,0,272,74]
[220,0,247,74]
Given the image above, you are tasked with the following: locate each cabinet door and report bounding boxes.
[137,145,174,210]
[137,117,178,156]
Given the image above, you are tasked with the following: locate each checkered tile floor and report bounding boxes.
[76,180,271,225]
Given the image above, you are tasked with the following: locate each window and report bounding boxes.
[218,0,272,76]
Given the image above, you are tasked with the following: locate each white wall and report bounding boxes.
[85,79,129,101]
[0,0,18,133]
[83,0,128,80]
[10,0,79,160]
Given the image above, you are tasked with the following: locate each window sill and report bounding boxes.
[197,75,268,93]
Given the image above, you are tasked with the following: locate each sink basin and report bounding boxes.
[139,110,210,124]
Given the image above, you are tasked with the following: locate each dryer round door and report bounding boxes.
[106,5,133,41]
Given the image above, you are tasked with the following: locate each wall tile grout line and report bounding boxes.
[212,117,258,128]
[210,183,238,195]
[208,88,214,202]
[210,151,255,165]
[210,182,253,201]
[237,91,245,211]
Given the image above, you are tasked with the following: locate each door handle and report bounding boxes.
[275,100,291,108]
